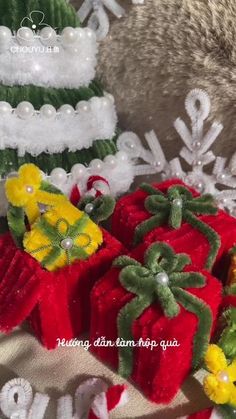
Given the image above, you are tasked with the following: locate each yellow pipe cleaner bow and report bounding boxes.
[204,344,236,406]
[5,164,67,224]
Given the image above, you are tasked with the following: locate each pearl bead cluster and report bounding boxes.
[0,95,114,120]
[49,151,129,187]
[0,26,96,53]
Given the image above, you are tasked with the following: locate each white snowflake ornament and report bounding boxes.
[117,88,236,216]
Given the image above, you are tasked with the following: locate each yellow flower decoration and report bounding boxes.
[5,164,67,224]
[23,201,103,271]
[203,344,236,406]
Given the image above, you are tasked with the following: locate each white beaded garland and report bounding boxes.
[40,104,57,119]
[61,27,78,47]
[71,164,87,180]
[155,272,169,286]
[50,168,67,185]
[40,26,57,46]
[15,101,34,120]
[17,27,34,45]
[59,104,74,117]
[0,101,12,115]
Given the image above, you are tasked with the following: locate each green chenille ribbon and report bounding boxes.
[28,215,92,268]
[7,181,64,249]
[78,195,116,224]
[113,242,213,378]
[218,307,236,361]
[134,184,221,270]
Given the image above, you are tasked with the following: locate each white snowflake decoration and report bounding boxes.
[116,88,236,215]
[77,0,143,40]
[77,0,125,40]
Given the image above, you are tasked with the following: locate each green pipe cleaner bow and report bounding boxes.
[78,195,116,224]
[29,215,92,268]
[113,242,213,378]
[134,184,221,270]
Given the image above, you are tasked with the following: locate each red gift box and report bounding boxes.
[181,408,217,418]
[0,229,123,349]
[112,179,236,273]
[90,241,222,404]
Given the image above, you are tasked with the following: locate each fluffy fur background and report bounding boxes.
[74,0,236,162]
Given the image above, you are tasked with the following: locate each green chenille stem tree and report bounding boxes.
[0,0,118,176]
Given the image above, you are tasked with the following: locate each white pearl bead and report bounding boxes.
[0,26,11,50]
[85,203,94,214]
[40,104,56,119]
[17,27,34,45]
[76,101,90,112]
[16,101,34,119]
[217,371,230,383]
[116,151,128,162]
[59,104,74,117]
[61,27,78,47]
[40,26,57,46]
[84,27,96,39]
[195,160,202,166]
[89,159,103,172]
[173,198,183,207]
[104,155,117,167]
[71,164,86,180]
[25,185,34,194]
[221,198,228,205]
[61,237,73,250]
[101,97,110,107]
[74,28,85,39]
[104,93,114,104]
[218,173,226,181]
[155,272,169,286]
[0,101,12,115]
[50,168,67,185]
[193,141,201,150]
[195,182,204,191]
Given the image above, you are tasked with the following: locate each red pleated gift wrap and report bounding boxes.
[112,179,236,273]
[90,240,222,404]
[0,228,123,349]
